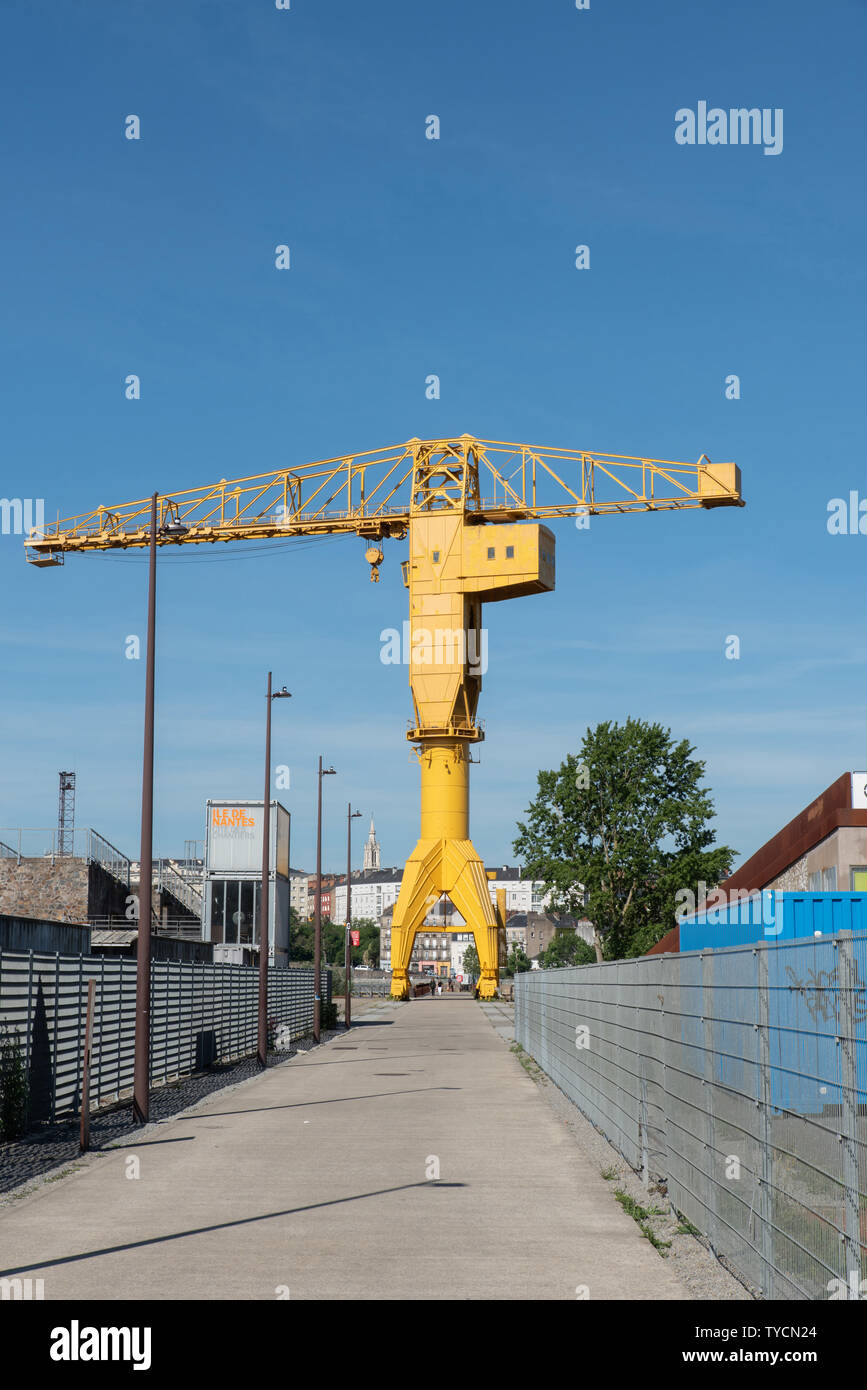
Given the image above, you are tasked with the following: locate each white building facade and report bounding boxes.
[485,867,551,916]
[340,866,556,969]
[289,870,309,918]
[330,870,403,926]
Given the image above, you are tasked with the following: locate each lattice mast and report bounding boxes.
[57,771,76,857]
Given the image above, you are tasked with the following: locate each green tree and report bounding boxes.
[322,919,345,963]
[504,945,532,976]
[514,718,735,961]
[290,914,380,968]
[539,929,596,969]
[289,908,313,962]
[0,1025,28,1140]
[352,918,380,967]
[462,944,480,979]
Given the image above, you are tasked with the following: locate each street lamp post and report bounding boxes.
[345,805,362,1030]
[314,757,336,1042]
[133,493,158,1125]
[258,673,291,1068]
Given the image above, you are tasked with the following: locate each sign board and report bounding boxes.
[852,773,867,809]
[350,930,360,946]
[205,800,290,876]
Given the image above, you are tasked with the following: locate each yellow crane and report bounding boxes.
[25,435,743,998]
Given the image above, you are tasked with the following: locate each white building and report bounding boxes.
[339,865,559,968]
[449,933,475,980]
[289,869,309,919]
[330,869,403,926]
[485,866,551,916]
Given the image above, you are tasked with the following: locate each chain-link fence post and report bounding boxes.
[700,950,720,1252]
[836,931,862,1298]
[755,943,775,1299]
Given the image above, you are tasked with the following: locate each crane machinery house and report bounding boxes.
[203,798,290,966]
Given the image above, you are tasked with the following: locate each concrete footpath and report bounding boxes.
[0,998,690,1300]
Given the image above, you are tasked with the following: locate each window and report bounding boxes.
[822,866,837,891]
[209,881,226,942]
[237,880,253,944]
[224,881,240,943]
[506,545,514,559]
[852,868,867,892]
[808,871,821,893]
[487,547,495,559]
[432,550,440,563]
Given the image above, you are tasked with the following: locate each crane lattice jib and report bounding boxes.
[24,436,742,561]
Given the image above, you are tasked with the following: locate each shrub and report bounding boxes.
[0,1026,28,1140]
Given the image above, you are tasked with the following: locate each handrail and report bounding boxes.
[0,828,130,887]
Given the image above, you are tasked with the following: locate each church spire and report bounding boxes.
[363,813,381,871]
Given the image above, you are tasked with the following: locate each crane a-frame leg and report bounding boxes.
[390,837,500,999]
[390,738,500,999]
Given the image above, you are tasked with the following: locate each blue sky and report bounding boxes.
[1,0,865,874]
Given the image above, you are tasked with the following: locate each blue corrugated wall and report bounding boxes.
[679,896,867,1115]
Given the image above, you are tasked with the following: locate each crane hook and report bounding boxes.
[365,544,383,583]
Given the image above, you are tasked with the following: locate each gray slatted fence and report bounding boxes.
[0,950,331,1123]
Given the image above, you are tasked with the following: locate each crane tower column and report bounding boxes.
[389,438,555,1000]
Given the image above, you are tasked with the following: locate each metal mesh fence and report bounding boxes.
[0,829,130,886]
[0,950,331,1125]
[515,931,867,1301]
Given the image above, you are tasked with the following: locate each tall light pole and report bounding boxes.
[258,673,291,1068]
[314,757,336,1041]
[133,493,157,1126]
[345,805,362,1030]
[132,497,191,1124]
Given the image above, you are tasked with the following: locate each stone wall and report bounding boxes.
[0,857,90,921]
[0,858,129,923]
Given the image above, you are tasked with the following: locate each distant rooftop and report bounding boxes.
[328,864,534,888]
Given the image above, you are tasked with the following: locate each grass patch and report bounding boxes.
[509,1042,544,1082]
[44,1165,83,1183]
[601,1165,619,1181]
[614,1187,671,1253]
